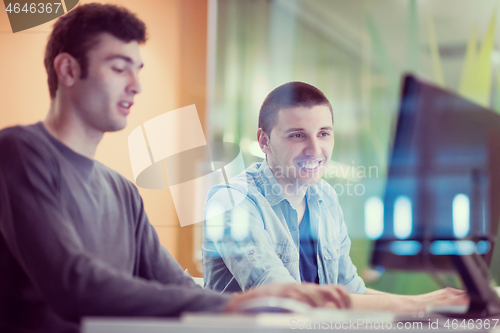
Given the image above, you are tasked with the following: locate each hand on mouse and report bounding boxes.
[224,283,351,312]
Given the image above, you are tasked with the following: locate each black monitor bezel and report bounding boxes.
[371,74,500,273]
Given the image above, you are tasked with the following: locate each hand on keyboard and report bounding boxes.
[224,283,351,313]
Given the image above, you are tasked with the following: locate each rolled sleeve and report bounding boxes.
[337,206,367,294]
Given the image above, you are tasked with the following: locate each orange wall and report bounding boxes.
[0,0,208,266]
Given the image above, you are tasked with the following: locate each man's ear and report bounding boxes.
[53,53,81,90]
[257,128,271,154]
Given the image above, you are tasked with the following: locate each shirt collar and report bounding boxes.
[257,160,287,206]
[36,121,95,180]
[257,160,324,206]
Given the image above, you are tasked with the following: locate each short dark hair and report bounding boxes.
[44,3,147,99]
[258,81,333,136]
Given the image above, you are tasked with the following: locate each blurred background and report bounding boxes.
[1,0,500,295]
[207,0,500,294]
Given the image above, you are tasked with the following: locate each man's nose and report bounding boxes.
[128,72,142,95]
[304,137,322,156]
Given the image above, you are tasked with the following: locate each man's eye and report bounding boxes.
[290,133,302,138]
[320,132,330,137]
[112,67,125,73]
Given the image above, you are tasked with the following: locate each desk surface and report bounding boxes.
[82,289,500,332]
[82,311,500,333]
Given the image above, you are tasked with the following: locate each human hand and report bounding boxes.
[402,287,469,313]
[224,283,351,313]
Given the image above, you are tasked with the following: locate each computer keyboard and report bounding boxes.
[182,309,395,328]
[182,288,500,329]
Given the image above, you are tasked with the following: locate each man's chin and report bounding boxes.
[297,175,322,187]
[106,119,127,132]
[297,168,324,184]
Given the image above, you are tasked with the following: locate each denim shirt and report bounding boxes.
[202,161,366,294]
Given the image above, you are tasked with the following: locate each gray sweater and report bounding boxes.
[0,122,229,333]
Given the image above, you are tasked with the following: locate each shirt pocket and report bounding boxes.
[273,241,299,278]
[322,242,340,260]
[321,242,341,283]
[274,241,299,263]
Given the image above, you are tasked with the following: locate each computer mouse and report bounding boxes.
[236,297,312,314]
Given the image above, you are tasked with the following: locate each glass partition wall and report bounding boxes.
[202,0,500,294]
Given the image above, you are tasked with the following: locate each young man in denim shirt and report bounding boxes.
[203,82,467,313]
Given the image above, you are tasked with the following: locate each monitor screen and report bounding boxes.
[371,74,500,273]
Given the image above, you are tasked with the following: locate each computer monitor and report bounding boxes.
[371,74,500,318]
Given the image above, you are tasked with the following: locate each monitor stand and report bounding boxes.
[443,254,500,318]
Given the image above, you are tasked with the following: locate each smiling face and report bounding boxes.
[69,33,143,133]
[258,105,334,191]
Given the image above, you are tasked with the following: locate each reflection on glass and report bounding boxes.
[452,193,470,238]
[206,203,225,242]
[390,241,421,255]
[394,196,412,239]
[365,196,384,240]
[248,141,265,159]
[430,240,480,255]
[231,205,250,241]
[477,240,491,255]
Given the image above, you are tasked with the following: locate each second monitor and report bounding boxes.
[371,74,500,318]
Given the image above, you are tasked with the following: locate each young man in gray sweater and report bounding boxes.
[0,4,349,332]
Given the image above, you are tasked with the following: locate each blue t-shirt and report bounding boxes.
[299,202,319,283]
